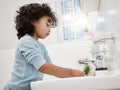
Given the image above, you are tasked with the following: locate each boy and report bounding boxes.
[4,3,85,90]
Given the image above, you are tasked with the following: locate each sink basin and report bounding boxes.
[31,70,120,90]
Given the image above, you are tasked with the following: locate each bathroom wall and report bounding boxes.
[0,49,15,89]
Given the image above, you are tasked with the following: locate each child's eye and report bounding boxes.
[46,22,53,28]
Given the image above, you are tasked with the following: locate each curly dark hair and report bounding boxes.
[15,3,57,39]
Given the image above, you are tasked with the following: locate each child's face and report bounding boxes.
[32,16,52,39]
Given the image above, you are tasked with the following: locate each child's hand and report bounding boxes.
[72,69,85,77]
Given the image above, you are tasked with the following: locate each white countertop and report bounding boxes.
[31,70,120,90]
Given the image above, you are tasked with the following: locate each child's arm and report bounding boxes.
[39,63,85,78]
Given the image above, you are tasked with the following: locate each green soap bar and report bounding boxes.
[84,65,90,75]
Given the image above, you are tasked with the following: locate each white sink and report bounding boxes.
[31,70,120,90]
[95,70,113,76]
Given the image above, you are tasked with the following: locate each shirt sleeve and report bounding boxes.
[18,39,46,70]
[39,43,53,64]
[45,50,53,64]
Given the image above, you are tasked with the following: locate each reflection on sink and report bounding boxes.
[31,70,120,90]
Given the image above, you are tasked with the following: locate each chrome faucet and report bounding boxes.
[78,59,97,68]
[78,59,108,71]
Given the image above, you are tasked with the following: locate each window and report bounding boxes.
[61,0,91,40]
